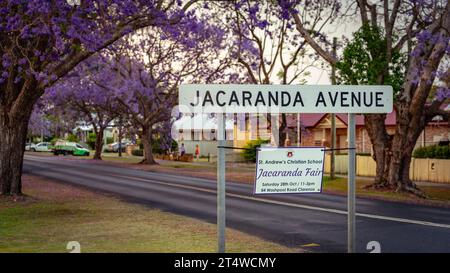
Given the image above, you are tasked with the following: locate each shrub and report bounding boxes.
[106,137,114,144]
[132,149,144,156]
[170,139,178,152]
[137,139,144,150]
[67,134,79,142]
[87,133,96,150]
[413,145,450,159]
[241,139,270,162]
[152,138,178,154]
[152,139,163,154]
[50,137,59,145]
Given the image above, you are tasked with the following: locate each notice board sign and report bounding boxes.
[254,147,325,194]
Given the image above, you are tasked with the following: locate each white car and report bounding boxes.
[25,143,35,151]
[107,141,132,152]
[29,142,51,152]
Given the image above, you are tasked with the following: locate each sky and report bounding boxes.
[303,3,361,84]
[251,0,362,85]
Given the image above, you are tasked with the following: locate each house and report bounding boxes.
[289,113,395,153]
[287,105,450,153]
[72,121,114,143]
[172,114,234,156]
[172,104,449,158]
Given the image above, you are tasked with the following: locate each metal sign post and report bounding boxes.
[347,113,356,253]
[217,113,226,253]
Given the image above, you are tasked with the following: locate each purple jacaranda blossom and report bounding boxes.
[436,87,450,101]
[0,0,208,89]
[42,13,229,160]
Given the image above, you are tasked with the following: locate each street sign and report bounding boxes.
[254,147,325,194]
[179,84,393,113]
[178,83,393,254]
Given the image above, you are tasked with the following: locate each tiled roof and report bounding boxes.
[286,111,397,128]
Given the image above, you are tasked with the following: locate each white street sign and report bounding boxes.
[180,84,393,114]
[179,83,391,253]
[254,147,325,194]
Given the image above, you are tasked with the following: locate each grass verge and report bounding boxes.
[0,175,298,253]
[322,176,450,206]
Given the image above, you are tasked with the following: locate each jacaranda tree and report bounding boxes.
[45,55,122,160]
[213,0,337,146]
[286,0,450,195]
[89,21,228,164]
[0,0,203,196]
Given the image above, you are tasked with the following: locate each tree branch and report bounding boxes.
[290,10,337,65]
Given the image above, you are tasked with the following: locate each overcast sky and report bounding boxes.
[304,4,361,85]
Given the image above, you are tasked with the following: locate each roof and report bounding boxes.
[286,112,397,128]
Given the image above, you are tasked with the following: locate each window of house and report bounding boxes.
[314,130,323,146]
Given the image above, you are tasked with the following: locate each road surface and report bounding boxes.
[23,154,450,253]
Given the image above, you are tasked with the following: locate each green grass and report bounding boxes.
[322,176,450,203]
[0,176,297,253]
[100,153,143,164]
[162,162,215,169]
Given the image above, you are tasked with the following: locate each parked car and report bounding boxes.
[53,140,90,156]
[25,142,36,151]
[107,141,132,152]
[29,142,52,152]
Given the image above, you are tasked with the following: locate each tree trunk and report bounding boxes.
[278,114,288,146]
[0,108,32,196]
[267,114,287,147]
[365,108,427,197]
[385,105,427,196]
[93,129,104,160]
[118,122,123,157]
[387,141,423,195]
[140,125,157,165]
[364,114,392,187]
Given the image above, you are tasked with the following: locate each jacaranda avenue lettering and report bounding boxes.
[190,90,305,107]
[190,89,384,108]
[179,84,393,114]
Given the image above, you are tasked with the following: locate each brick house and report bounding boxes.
[287,113,396,153]
[286,104,450,153]
[173,104,449,156]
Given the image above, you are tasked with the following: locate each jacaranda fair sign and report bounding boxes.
[254,147,325,194]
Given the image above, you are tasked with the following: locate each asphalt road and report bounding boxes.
[23,154,450,253]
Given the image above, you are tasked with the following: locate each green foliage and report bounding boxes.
[171,140,179,151]
[67,134,79,143]
[106,137,114,144]
[413,145,450,159]
[87,133,97,150]
[50,137,59,145]
[336,24,406,98]
[132,149,144,156]
[152,141,163,154]
[241,139,270,162]
[152,138,178,154]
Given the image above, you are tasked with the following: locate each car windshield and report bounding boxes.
[76,144,83,148]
